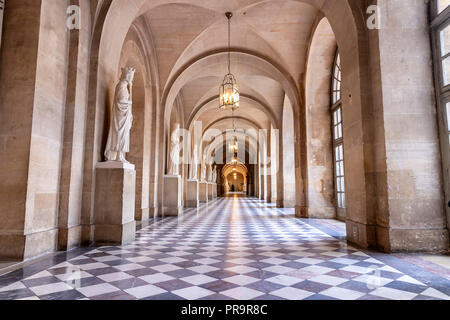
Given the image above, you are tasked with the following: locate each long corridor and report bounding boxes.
[0,196,449,300]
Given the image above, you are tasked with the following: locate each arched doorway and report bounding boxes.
[222,164,248,195]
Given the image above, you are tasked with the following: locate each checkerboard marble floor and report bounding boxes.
[1,196,449,300]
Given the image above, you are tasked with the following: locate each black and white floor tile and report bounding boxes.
[0,196,449,300]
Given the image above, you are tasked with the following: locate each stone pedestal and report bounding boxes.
[199,181,208,203]
[94,162,136,245]
[208,183,214,201]
[163,175,183,216]
[212,183,217,199]
[186,179,199,208]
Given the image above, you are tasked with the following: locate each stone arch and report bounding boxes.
[187,93,278,130]
[222,164,249,194]
[82,4,161,228]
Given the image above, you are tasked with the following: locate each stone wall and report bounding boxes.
[374,0,448,251]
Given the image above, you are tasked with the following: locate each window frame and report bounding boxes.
[431,0,450,224]
[330,50,346,214]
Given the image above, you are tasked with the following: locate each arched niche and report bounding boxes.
[304,16,336,219]
[116,27,154,223]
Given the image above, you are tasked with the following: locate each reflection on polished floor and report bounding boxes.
[0,196,449,300]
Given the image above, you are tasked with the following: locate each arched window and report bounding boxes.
[331,51,345,210]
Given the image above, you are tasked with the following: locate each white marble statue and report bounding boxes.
[189,144,199,180]
[201,154,207,182]
[212,165,217,183]
[168,124,181,175]
[105,67,135,163]
[207,163,213,182]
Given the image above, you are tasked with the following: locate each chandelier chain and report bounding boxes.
[228,14,231,74]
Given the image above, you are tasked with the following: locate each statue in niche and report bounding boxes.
[201,154,207,182]
[189,144,199,180]
[105,67,135,163]
[168,124,181,175]
[207,162,213,183]
[212,165,217,183]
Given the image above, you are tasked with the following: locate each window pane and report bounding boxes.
[332,53,341,104]
[440,25,450,57]
[442,56,450,85]
[331,51,346,209]
[438,0,450,14]
[334,68,339,79]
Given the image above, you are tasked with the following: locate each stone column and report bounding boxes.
[0,0,70,259]
[163,175,183,216]
[366,0,449,251]
[186,179,199,208]
[265,130,272,203]
[275,128,284,208]
[259,151,265,200]
[255,143,260,198]
[255,163,260,198]
[94,162,136,245]
[265,176,272,203]
[58,5,90,250]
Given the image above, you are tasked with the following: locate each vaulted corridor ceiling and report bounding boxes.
[138,0,319,131]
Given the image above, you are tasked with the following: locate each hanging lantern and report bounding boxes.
[219,12,239,111]
[220,74,240,110]
[229,136,238,153]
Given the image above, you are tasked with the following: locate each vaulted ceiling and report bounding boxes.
[137,0,320,132]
